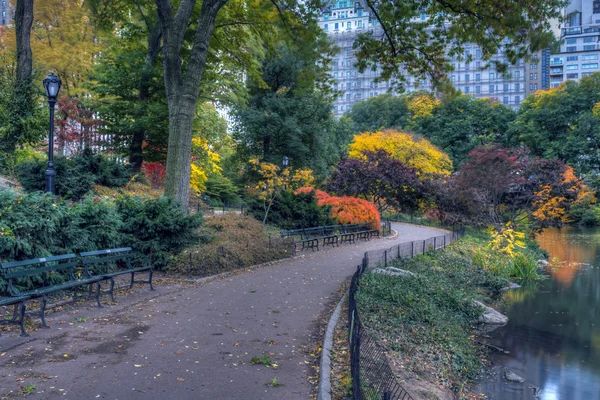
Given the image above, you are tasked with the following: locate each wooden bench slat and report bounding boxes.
[3,260,80,279]
[82,253,134,265]
[80,247,132,257]
[1,254,77,269]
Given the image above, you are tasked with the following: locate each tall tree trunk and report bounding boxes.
[130,19,162,173]
[15,0,33,86]
[2,0,35,155]
[155,0,228,207]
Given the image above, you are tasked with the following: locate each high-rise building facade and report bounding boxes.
[550,0,600,88]
[319,1,542,116]
[1,0,13,26]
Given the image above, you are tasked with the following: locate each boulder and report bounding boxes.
[500,282,521,291]
[504,370,525,383]
[372,267,416,277]
[473,300,508,324]
[537,259,549,268]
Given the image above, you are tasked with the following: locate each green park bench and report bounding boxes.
[1,254,103,333]
[80,247,154,302]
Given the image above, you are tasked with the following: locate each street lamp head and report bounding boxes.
[43,73,62,100]
[282,156,289,168]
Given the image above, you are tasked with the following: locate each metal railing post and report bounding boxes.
[384,250,388,267]
[423,240,426,255]
[411,241,414,258]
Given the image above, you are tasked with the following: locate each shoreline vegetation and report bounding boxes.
[348,230,545,399]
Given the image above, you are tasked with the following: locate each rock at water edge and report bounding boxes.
[473,300,508,325]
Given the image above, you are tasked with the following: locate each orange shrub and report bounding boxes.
[295,187,381,230]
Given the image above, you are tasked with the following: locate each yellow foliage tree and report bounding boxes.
[348,129,453,175]
[249,158,315,224]
[406,92,440,119]
[488,222,526,258]
[190,137,221,195]
[31,0,100,96]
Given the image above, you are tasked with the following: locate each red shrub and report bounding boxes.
[295,187,381,230]
[142,162,166,188]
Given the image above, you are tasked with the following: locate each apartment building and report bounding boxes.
[319,1,541,116]
[550,0,600,88]
[1,0,13,26]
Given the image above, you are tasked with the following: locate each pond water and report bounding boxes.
[475,226,600,400]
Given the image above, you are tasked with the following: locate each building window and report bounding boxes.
[490,73,495,80]
[529,83,533,90]
[465,86,470,93]
[515,71,520,78]
[346,93,351,101]
[534,73,538,79]
[465,74,470,82]
[582,54,599,60]
[324,24,328,30]
[529,73,533,79]
[503,84,509,92]
[583,72,593,77]
[489,85,495,93]
[475,85,481,93]
[515,83,520,91]
[476,61,481,68]
[567,73,579,79]
[476,49,481,58]
[584,37,596,43]
[530,64,534,69]
[475,73,481,81]
[566,38,577,44]
[566,65,579,70]
[534,83,538,90]
[451,75,455,82]
[567,46,577,52]
[582,63,599,69]
[584,45,596,51]
[334,23,339,30]
[503,96,509,105]
[515,96,520,104]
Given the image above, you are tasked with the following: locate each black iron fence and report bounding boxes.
[348,225,465,400]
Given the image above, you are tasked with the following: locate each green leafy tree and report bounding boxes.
[345,93,410,133]
[507,74,600,176]
[415,94,516,166]
[235,45,343,176]
[354,0,562,90]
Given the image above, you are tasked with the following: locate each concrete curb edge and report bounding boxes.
[318,290,349,400]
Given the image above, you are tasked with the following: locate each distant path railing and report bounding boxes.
[348,225,465,400]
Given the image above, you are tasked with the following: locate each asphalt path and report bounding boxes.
[0,223,444,400]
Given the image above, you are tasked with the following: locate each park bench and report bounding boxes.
[298,238,320,251]
[322,235,339,248]
[1,254,102,330]
[340,232,355,244]
[80,247,154,302]
[0,294,29,336]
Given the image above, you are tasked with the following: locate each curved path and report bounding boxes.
[0,223,444,399]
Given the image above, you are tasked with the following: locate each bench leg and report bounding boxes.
[40,296,49,328]
[109,278,116,302]
[12,303,19,321]
[149,270,154,291]
[130,272,135,289]
[17,302,28,337]
[95,281,103,308]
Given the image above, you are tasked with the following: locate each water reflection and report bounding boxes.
[476,226,600,400]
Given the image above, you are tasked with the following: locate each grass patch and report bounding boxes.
[168,214,293,277]
[356,233,518,392]
[265,377,284,387]
[250,354,275,367]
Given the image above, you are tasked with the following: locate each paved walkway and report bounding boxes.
[0,223,444,400]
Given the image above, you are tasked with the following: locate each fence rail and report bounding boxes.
[348,225,464,400]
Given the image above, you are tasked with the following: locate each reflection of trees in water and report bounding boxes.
[481,227,600,400]
[537,227,598,286]
[502,227,600,367]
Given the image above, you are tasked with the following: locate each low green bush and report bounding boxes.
[0,188,202,283]
[246,190,334,229]
[116,195,202,269]
[16,149,131,200]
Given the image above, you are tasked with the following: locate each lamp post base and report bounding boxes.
[45,167,56,194]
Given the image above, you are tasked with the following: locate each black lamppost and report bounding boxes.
[43,73,61,194]
[282,156,289,168]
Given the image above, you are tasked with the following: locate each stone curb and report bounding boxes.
[318,290,348,400]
